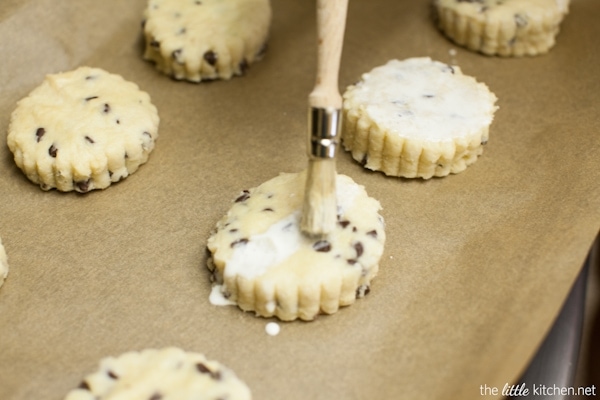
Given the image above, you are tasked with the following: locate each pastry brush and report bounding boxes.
[300,0,349,236]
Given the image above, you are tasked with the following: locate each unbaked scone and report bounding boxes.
[342,57,498,179]
[142,0,272,82]
[7,66,159,193]
[63,347,252,400]
[0,238,8,289]
[432,0,570,57]
[207,170,386,322]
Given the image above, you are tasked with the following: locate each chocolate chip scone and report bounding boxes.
[207,170,386,322]
[342,57,498,179]
[432,0,570,57]
[7,66,159,193]
[64,347,252,400]
[142,0,271,82]
[0,238,8,289]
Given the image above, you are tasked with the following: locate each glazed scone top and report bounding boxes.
[221,173,365,281]
[344,58,498,142]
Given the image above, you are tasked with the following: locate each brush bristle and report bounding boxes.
[301,159,337,236]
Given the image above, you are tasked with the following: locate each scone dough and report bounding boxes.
[142,0,272,82]
[342,57,498,179]
[7,66,159,193]
[0,238,8,289]
[432,0,570,57]
[63,347,252,400]
[207,170,386,322]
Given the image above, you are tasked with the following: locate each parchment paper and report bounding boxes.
[1,1,599,399]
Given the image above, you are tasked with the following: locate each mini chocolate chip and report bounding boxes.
[85,96,98,101]
[85,75,96,80]
[172,49,183,63]
[196,363,221,380]
[204,50,217,66]
[78,381,90,390]
[195,0,202,4]
[75,179,91,192]
[366,230,377,238]
[338,220,350,229]
[85,136,95,144]
[231,238,249,248]
[229,228,238,233]
[438,164,444,168]
[150,39,160,48]
[239,59,249,74]
[49,144,57,157]
[35,127,45,142]
[103,103,110,113]
[234,190,250,203]
[262,208,274,212]
[347,259,357,265]
[149,393,162,400]
[354,242,364,258]
[116,119,120,124]
[313,240,331,252]
[107,370,118,379]
[352,227,357,233]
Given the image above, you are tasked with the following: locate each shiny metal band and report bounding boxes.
[307,107,341,159]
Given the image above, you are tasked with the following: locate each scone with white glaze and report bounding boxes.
[342,57,498,179]
[142,0,272,82]
[432,0,570,57]
[207,170,386,322]
[64,347,252,400]
[7,66,159,193]
[0,238,8,289]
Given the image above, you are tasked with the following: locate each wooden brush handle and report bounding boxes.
[309,0,349,110]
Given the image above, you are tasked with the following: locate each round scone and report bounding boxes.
[432,0,570,57]
[7,67,159,193]
[0,238,8,289]
[142,0,272,82]
[342,57,498,179]
[63,348,252,400]
[207,170,386,322]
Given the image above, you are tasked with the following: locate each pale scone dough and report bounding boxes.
[432,0,570,57]
[7,66,159,193]
[63,347,252,400]
[207,170,386,322]
[342,57,498,179]
[142,0,272,82]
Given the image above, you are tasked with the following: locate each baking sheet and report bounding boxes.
[1,1,599,399]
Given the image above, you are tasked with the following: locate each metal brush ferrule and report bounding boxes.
[308,107,341,159]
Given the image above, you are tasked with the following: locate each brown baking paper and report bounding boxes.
[1,1,599,399]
